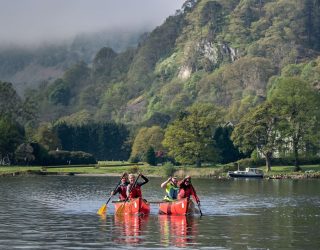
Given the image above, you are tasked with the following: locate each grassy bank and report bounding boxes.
[1,162,320,178]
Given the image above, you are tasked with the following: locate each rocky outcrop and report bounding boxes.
[178,39,239,80]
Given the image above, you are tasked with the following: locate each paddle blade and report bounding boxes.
[97,204,107,215]
[115,203,125,215]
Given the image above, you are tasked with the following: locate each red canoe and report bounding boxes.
[158,198,198,215]
[114,197,150,215]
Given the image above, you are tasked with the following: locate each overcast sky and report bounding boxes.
[0,0,185,46]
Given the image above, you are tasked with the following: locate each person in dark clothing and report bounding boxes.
[111,173,129,201]
[126,173,149,199]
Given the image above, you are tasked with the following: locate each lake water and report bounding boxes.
[0,176,319,249]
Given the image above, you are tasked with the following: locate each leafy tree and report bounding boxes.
[130,126,165,161]
[214,125,245,164]
[33,123,60,150]
[54,122,130,160]
[92,47,117,82]
[48,79,71,106]
[0,81,29,124]
[142,112,171,128]
[98,83,129,121]
[55,110,93,126]
[62,61,90,99]
[196,57,274,109]
[14,143,35,165]
[268,77,320,171]
[146,147,156,166]
[0,116,25,158]
[163,103,223,167]
[231,102,280,172]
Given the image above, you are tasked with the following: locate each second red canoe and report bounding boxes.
[158,198,198,215]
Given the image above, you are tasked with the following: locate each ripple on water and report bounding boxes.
[0,176,319,249]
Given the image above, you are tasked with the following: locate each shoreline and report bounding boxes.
[1,169,320,179]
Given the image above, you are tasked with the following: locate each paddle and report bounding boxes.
[97,173,125,215]
[115,173,141,215]
[191,184,203,216]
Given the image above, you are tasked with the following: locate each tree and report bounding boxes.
[14,143,35,165]
[0,116,25,158]
[163,103,223,167]
[268,77,320,171]
[48,79,71,106]
[130,126,165,161]
[33,123,60,150]
[0,81,34,124]
[214,125,246,164]
[231,102,280,172]
[53,122,130,160]
[146,147,156,166]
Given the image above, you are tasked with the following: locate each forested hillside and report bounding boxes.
[1,0,320,167]
[19,0,320,126]
[0,28,143,95]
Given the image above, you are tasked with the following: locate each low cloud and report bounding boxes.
[0,0,185,46]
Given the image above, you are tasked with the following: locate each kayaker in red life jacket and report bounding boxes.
[178,176,200,206]
[111,173,129,201]
[126,173,149,199]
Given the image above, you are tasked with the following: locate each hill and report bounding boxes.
[7,0,320,126]
[0,28,143,95]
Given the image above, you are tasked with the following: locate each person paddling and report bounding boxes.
[178,176,200,206]
[111,172,129,201]
[161,176,179,201]
[126,173,149,199]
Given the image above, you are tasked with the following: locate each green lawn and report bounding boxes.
[0,166,42,174]
[1,163,319,178]
[266,165,320,175]
[0,163,165,176]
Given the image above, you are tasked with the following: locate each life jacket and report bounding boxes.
[163,183,179,201]
[118,185,127,201]
[178,184,200,203]
[129,185,142,199]
[178,186,191,199]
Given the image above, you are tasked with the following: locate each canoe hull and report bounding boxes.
[228,173,263,178]
[114,197,150,215]
[158,198,197,215]
[228,168,264,179]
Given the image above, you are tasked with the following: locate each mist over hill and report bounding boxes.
[2,0,320,126]
[0,28,146,95]
[1,0,320,167]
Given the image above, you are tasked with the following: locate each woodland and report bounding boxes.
[1,0,320,171]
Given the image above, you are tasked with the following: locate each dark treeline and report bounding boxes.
[54,122,131,161]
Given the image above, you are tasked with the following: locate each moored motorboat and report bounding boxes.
[228,167,264,178]
[114,197,150,215]
[158,198,198,215]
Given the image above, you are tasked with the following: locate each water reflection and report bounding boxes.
[113,215,149,245]
[1,176,320,249]
[159,215,197,247]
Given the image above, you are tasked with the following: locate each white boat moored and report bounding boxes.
[228,167,264,178]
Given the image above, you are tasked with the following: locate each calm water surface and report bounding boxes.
[0,176,319,249]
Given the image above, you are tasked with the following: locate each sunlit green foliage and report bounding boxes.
[163,103,224,167]
[231,102,280,172]
[130,126,165,161]
[268,77,320,171]
[33,123,60,150]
